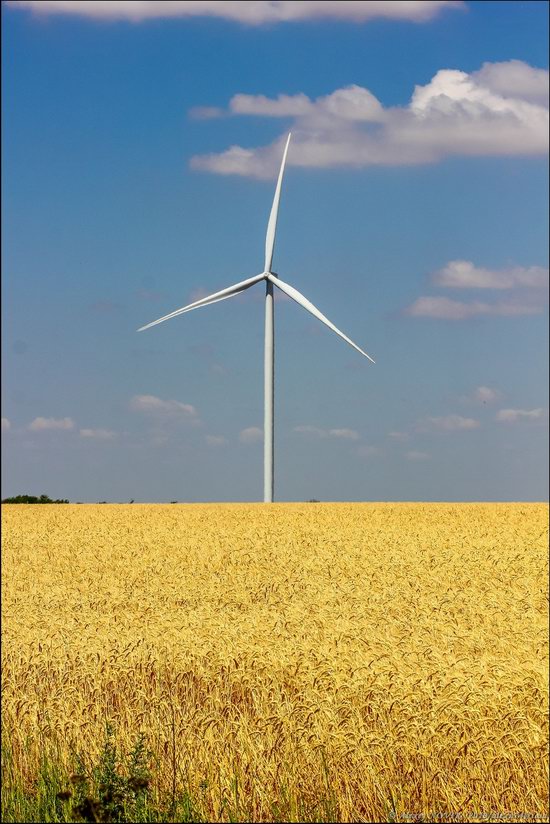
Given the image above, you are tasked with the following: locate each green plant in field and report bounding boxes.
[54,725,153,823]
[3,726,207,824]
[2,736,68,823]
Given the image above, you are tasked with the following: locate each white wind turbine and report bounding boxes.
[138,134,375,502]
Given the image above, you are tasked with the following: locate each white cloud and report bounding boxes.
[404,296,542,319]
[79,428,117,440]
[130,394,198,419]
[293,425,359,440]
[388,430,409,441]
[407,450,430,460]
[28,416,75,432]
[228,86,385,122]
[188,106,225,120]
[432,260,549,289]
[407,259,547,320]
[1,418,11,431]
[496,408,546,423]
[422,414,480,431]
[328,428,360,440]
[471,386,502,404]
[239,426,263,443]
[473,60,549,106]
[190,60,548,178]
[7,1,464,25]
[192,144,272,178]
[205,434,227,447]
[230,92,314,118]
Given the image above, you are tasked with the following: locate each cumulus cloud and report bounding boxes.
[228,87,385,121]
[79,428,117,440]
[28,416,75,431]
[471,386,502,404]
[388,430,409,441]
[190,60,548,178]
[474,59,549,106]
[496,408,546,423]
[328,428,360,440]
[130,394,198,419]
[205,434,227,447]
[7,1,464,25]
[406,259,548,320]
[188,106,225,121]
[239,426,263,443]
[1,418,11,431]
[293,425,359,440]
[421,414,480,431]
[432,260,549,289]
[407,450,430,460]
[404,296,542,320]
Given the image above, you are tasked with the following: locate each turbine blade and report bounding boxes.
[264,133,291,273]
[268,274,375,363]
[138,273,265,332]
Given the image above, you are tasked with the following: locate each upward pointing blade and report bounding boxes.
[267,274,375,363]
[138,272,265,332]
[264,133,292,273]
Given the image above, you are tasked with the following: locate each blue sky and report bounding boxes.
[2,0,548,502]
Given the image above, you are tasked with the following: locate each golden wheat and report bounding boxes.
[2,503,548,821]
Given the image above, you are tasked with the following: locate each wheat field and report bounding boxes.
[2,503,548,822]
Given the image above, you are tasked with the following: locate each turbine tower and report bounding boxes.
[138,134,375,502]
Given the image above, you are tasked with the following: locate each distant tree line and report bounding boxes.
[2,494,69,504]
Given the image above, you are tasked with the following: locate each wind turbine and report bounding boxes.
[138,133,375,502]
